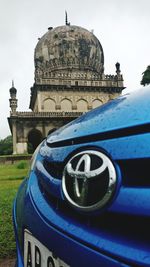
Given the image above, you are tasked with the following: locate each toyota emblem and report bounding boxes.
[62,150,117,212]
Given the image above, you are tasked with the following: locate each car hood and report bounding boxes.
[47,87,150,146]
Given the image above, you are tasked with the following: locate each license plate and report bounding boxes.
[24,230,70,267]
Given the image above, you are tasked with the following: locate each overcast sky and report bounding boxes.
[0,0,150,139]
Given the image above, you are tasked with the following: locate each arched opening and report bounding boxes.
[92,99,102,109]
[43,98,56,111]
[28,129,43,153]
[77,99,88,112]
[61,98,72,111]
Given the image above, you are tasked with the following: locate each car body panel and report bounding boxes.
[13,87,150,266]
[47,87,150,145]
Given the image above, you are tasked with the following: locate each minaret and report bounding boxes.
[115,62,123,88]
[115,62,121,76]
[9,81,18,115]
[9,81,18,154]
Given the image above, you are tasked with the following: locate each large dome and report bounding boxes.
[34,25,104,75]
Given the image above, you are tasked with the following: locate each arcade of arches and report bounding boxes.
[42,96,103,112]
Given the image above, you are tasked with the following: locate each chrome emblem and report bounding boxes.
[62,150,117,212]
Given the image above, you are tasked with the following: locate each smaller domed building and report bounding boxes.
[8,21,124,154]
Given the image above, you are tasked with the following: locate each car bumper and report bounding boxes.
[13,198,129,267]
[13,171,150,267]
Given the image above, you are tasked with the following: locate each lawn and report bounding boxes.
[0,161,29,259]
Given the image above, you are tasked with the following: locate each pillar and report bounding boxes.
[12,120,17,154]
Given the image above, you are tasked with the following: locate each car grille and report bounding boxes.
[117,158,150,187]
[43,157,150,187]
[43,160,63,180]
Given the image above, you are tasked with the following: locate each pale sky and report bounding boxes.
[0,0,150,139]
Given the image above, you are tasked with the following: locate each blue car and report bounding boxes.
[13,87,150,267]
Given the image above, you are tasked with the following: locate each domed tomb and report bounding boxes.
[9,21,124,155]
[34,25,104,83]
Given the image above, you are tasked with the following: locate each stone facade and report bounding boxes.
[8,23,125,154]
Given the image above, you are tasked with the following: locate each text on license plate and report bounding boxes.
[24,230,70,267]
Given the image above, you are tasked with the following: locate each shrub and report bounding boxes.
[17,161,28,169]
[0,136,13,155]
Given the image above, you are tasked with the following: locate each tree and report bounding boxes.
[141,65,150,86]
[0,135,13,155]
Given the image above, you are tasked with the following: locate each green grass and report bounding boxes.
[0,161,29,258]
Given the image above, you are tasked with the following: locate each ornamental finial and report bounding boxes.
[65,11,70,26]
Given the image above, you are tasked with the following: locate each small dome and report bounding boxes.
[34,25,104,75]
[9,82,17,94]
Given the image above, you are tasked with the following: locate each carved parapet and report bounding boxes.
[104,74,123,81]
[105,74,115,80]
[15,111,83,118]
